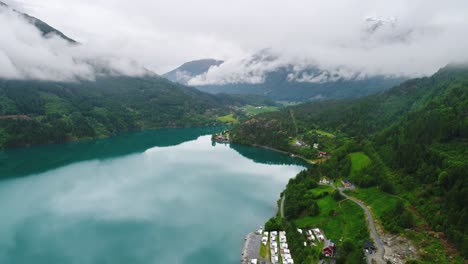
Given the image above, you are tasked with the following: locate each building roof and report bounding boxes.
[323,240,335,249]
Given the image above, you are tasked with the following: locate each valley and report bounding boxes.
[0,1,466,264]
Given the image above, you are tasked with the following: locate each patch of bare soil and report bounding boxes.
[381,232,418,264]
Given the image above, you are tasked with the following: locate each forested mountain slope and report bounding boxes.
[0,76,270,148]
[232,64,468,257]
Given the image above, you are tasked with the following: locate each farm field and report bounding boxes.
[348,152,372,178]
[216,113,238,123]
[242,105,279,116]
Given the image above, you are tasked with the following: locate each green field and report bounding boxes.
[295,195,368,245]
[242,105,279,116]
[259,240,268,258]
[314,130,335,138]
[349,187,399,218]
[216,114,238,123]
[349,152,372,178]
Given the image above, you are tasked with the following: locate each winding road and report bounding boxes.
[338,188,386,264]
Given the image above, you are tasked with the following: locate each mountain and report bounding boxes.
[164,54,406,102]
[0,9,274,148]
[232,64,468,258]
[163,59,223,84]
[0,1,76,43]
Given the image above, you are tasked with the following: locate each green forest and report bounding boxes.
[0,76,273,148]
[232,64,468,262]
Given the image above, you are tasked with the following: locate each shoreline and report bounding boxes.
[0,124,229,151]
[241,232,270,264]
[249,144,316,165]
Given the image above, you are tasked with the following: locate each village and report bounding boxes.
[239,173,387,264]
[245,226,340,264]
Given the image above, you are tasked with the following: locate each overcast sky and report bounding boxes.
[1,0,468,81]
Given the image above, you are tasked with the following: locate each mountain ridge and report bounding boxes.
[0,0,76,43]
[164,57,407,102]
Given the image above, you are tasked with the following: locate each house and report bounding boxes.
[342,179,352,188]
[295,140,306,147]
[319,151,328,157]
[313,143,319,149]
[319,178,329,185]
[322,240,336,257]
[251,259,258,264]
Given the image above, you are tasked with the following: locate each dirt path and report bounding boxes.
[339,188,386,264]
[288,110,298,136]
[280,194,285,218]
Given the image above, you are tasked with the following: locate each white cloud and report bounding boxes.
[1,0,468,82]
[0,6,148,81]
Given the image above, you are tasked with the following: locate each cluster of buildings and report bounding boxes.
[263,231,294,264]
[303,228,336,257]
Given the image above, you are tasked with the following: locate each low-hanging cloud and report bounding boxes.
[0,6,148,81]
[2,0,468,83]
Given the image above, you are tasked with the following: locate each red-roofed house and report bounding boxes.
[322,240,335,257]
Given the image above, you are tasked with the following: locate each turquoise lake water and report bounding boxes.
[0,128,305,264]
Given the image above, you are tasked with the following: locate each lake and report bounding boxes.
[0,127,305,264]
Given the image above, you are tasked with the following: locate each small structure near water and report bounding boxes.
[212,131,230,143]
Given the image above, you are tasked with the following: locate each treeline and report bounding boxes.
[233,64,468,256]
[284,170,320,218]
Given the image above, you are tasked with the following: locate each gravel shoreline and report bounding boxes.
[241,232,270,264]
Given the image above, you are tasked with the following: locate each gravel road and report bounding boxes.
[339,188,386,264]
